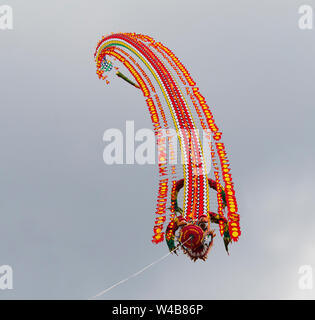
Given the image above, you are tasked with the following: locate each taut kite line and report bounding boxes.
[94,33,240,261]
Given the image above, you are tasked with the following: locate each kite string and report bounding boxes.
[89,237,191,299]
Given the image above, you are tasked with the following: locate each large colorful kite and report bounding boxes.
[94,33,240,261]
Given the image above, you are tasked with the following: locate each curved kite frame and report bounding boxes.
[94,33,240,247]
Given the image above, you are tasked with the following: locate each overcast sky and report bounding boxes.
[0,0,315,299]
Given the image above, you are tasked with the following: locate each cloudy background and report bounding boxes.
[0,0,314,299]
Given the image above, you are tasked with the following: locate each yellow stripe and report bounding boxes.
[96,39,210,216]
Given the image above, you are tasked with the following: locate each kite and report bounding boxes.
[94,33,240,261]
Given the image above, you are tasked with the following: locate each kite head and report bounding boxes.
[179,221,214,262]
[166,214,215,261]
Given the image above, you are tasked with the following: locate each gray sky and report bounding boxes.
[0,0,315,299]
